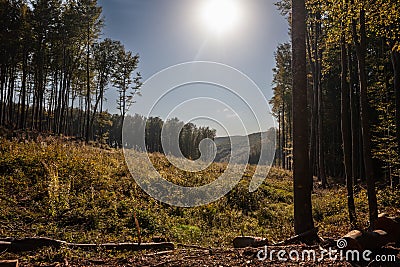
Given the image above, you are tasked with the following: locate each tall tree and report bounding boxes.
[340,18,357,225]
[292,0,317,241]
[112,48,141,145]
[75,0,102,142]
[270,43,292,170]
[90,38,121,138]
[350,1,378,227]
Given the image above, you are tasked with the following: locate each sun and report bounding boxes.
[200,0,241,35]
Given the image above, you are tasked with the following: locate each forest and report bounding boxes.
[270,0,400,231]
[0,0,141,142]
[0,0,400,266]
[0,0,220,157]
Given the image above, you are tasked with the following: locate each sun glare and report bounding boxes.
[200,0,241,35]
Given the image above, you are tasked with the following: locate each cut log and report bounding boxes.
[341,229,391,251]
[342,230,363,251]
[233,236,268,248]
[274,227,319,245]
[0,260,18,267]
[0,237,174,253]
[374,214,400,244]
[8,237,64,252]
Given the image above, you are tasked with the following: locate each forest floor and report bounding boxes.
[0,137,399,266]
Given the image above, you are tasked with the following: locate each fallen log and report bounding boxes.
[0,237,174,253]
[68,242,175,251]
[232,236,268,248]
[374,214,400,244]
[341,230,391,251]
[274,227,319,245]
[5,237,64,252]
[0,260,18,267]
[339,213,400,252]
[233,228,319,248]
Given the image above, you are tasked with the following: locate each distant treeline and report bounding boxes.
[122,115,217,160]
[0,0,141,142]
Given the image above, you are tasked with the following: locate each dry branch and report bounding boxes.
[0,237,174,253]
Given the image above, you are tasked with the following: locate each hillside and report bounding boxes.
[0,138,399,265]
[214,129,276,165]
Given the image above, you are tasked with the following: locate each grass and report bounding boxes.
[0,136,399,264]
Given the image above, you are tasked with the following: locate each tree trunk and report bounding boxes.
[277,110,281,167]
[352,6,378,228]
[0,64,5,126]
[316,51,327,188]
[341,35,357,226]
[307,30,318,178]
[19,51,27,130]
[348,45,360,184]
[282,101,286,169]
[292,0,317,242]
[85,22,91,143]
[392,50,400,188]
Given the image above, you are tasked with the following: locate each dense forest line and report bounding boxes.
[0,0,223,160]
[0,0,142,142]
[271,0,400,187]
[0,0,275,164]
[123,115,217,160]
[270,0,399,229]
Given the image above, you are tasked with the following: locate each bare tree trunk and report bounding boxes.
[287,106,293,171]
[348,44,359,184]
[282,101,286,169]
[316,51,327,188]
[0,64,5,126]
[351,6,378,228]
[277,110,282,167]
[85,23,91,143]
[391,50,400,188]
[7,66,16,127]
[341,34,357,226]
[292,0,317,241]
[310,14,327,188]
[19,52,28,130]
[307,31,317,178]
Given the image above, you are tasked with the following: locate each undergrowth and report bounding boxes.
[0,136,398,251]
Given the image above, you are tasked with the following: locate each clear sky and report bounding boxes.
[98,0,289,136]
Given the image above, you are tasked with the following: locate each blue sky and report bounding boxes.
[98,0,289,136]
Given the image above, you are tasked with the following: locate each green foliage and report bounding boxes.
[0,138,397,250]
[378,189,400,208]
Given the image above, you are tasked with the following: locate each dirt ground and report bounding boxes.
[4,244,400,267]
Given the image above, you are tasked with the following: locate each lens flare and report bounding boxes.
[200,0,241,34]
